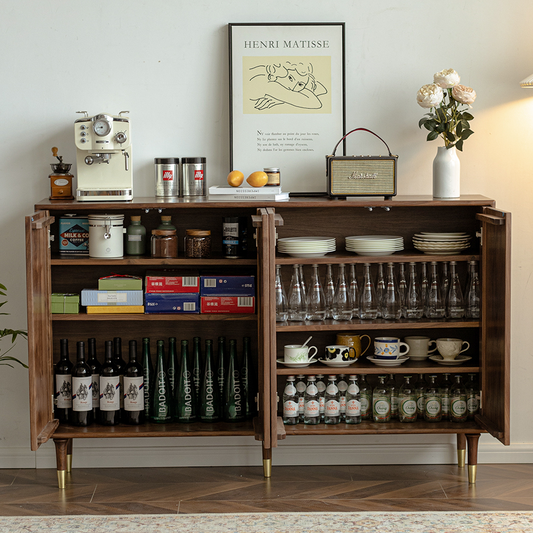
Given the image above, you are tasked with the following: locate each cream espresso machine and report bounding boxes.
[74,111,133,201]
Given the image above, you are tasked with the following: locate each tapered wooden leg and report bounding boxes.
[66,439,73,474]
[466,433,480,484]
[263,447,272,478]
[54,438,69,489]
[457,433,466,468]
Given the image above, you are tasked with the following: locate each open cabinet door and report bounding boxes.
[25,211,58,451]
[476,207,511,445]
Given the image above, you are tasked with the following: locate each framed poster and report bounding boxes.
[229,23,346,193]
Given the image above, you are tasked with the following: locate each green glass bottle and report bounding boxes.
[141,337,153,419]
[199,339,220,422]
[223,339,245,422]
[150,340,172,423]
[157,215,176,230]
[125,215,146,255]
[167,337,178,397]
[192,336,202,402]
[175,340,197,423]
[113,337,126,412]
[241,336,253,419]
[217,336,226,403]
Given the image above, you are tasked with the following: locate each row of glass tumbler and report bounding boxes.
[283,373,479,425]
[275,260,481,322]
[54,336,255,427]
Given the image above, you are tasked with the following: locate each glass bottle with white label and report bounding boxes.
[386,374,398,419]
[450,375,468,423]
[424,375,442,422]
[99,340,121,426]
[295,374,307,423]
[398,375,417,423]
[466,373,480,420]
[439,373,452,421]
[345,375,361,425]
[372,375,391,423]
[87,337,101,421]
[304,376,320,425]
[113,337,126,412]
[359,374,372,420]
[55,338,73,424]
[324,375,341,425]
[415,373,426,419]
[283,376,299,425]
[316,374,326,421]
[123,340,144,425]
[337,374,348,421]
[125,215,146,256]
[71,341,93,427]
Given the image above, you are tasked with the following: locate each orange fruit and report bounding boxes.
[227,170,244,187]
[246,171,268,187]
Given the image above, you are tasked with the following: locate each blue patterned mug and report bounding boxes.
[374,337,410,360]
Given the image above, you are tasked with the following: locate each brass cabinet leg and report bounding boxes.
[457,433,466,468]
[53,438,69,489]
[66,439,73,474]
[466,433,481,484]
[263,448,272,478]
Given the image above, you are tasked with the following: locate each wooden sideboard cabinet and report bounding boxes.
[25,195,510,487]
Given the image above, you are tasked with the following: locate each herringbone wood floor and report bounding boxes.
[0,464,532,515]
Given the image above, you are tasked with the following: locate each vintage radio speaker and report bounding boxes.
[326,128,398,199]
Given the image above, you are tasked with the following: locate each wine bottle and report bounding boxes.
[223,339,245,422]
[87,337,101,421]
[113,337,126,411]
[141,337,153,419]
[71,341,93,427]
[123,340,144,425]
[192,336,202,402]
[217,336,226,403]
[99,340,121,426]
[167,337,178,397]
[54,338,73,424]
[199,339,219,422]
[151,340,172,423]
[241,336,253,419]
[175,340,197,423]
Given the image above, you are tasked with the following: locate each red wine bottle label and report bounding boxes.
[124,377,144,412]
[56,374,72,408]
[100,376,120,411]
[72,376,92,412]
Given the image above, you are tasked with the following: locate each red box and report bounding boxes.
[145,274,199,293]
[200,296,255,314]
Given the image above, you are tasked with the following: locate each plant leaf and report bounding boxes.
[427,131,439,141]
[462,112,474,121]
[456,139,464,151]
[461,129,474,140]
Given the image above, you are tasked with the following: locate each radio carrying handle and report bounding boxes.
[331,127,393,157]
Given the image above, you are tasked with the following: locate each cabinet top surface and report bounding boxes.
[35,194,495,211]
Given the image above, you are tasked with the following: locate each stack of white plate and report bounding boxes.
[345,235,404,256]
[277,236,336,258]
[413,232,471,255]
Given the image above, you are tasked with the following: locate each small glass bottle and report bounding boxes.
[386,374,398,419]
[345,375,362,424]
[420,262,429,317]
[303,376,320,425]
[382,263,400,320]
[332,263,353,321]
[316,374,327,421]
[439,373,452,421]
[360,263,378,320]
[158,215,176,230]
[424,375,442,422]
[306,264,327,321]
[295,374,307,423]
[441,261,450,310]
[324,375,341,424]
[349,264,360,319]
[324,264,335,320]
[450,375,468,423]
[372,375,391,423]
[465,260,481,319]
[299,265,307,315]
[125,215,146,255]
[359,374,372,420]
[406,262,424,319]
[466,373,480,420]
[427,261,445,319]
[282,376,299,425]
[398,263,407,319]
[447,261,465,318]
[376,264,386,318]
[288,265,306,321]
[415,373,426,419]
[275,265,288,322]
[337,374,348,421]
[398,375,417,423]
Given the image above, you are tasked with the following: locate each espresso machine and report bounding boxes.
[74,111,133,201]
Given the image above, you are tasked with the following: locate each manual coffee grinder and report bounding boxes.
[74,111,133,201]
[49,147,74,200]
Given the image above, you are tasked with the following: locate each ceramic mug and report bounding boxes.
[336,334,371,359]
[324,344,357,363]
[284,344,318,364]
[436,338,470,361]
[404,336,437,356]
[374,337,410,360]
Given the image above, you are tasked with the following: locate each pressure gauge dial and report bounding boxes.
[92,115,112,137]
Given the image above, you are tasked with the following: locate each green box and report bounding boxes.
[98,276,143,290]
[51,293,80,314]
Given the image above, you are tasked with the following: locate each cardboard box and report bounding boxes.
[81,289,144,306]
[145,272,200,293]
[98,276,143,291]
[200,296,255,314]
[86,305,144,314]
[51,293,79,314]
[200,276,255,296]
[145,293,199,313]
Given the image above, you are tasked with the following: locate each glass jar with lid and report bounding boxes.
[151,229,178,258]
[185,229,211,258]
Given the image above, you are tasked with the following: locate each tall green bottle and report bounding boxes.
[223,339,245,422]
[141,338,153,419]
[199,339,220,422]
[113,337,126,411]
[175,340,197,423]
[167,337,178,397]
[217,336,226,403]
[192,336,202,402]
[150,340,172,423]
[241,336,254,419]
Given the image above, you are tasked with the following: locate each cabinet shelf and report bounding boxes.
[51,254,257,266]
[52,313,257,322]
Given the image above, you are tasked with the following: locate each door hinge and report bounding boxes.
[476,228,482,247]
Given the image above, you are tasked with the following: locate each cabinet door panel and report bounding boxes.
[25,211,58,450]
[476,207,511,445]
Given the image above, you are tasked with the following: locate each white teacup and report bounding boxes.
[404,336,437,358]
[436,338,470,361]
[374,337,410,360]
[284,344,318,364]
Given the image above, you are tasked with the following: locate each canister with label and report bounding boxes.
[59,214,89,255]
[182,157,206,196]
[222,217,248,258]
[154,158,180,197]
[88,214,125,258]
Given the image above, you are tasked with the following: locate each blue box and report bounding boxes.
[81,289,143,306]
[144,293,199,313]
[59,216,89,255]
[200,276,255,296]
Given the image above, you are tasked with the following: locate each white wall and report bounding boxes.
[1,0,533,468]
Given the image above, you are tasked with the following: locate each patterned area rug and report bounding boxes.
[1,511,533,533]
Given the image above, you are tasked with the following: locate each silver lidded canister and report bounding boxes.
[154,158,180,197]
[182,157,206,196]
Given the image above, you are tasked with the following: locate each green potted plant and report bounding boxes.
[0,283,28,368]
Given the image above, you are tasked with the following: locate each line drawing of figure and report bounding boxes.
[102,382,115,401]
[126,383,138,401]
[247,59,328,111]
[92,379,99,400]
[76,383,89,401]
[59,380,71,398]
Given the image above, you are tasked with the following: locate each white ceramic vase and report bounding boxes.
[433,146,460,199]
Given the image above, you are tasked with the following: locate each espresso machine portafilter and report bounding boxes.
[74,111,133,201]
